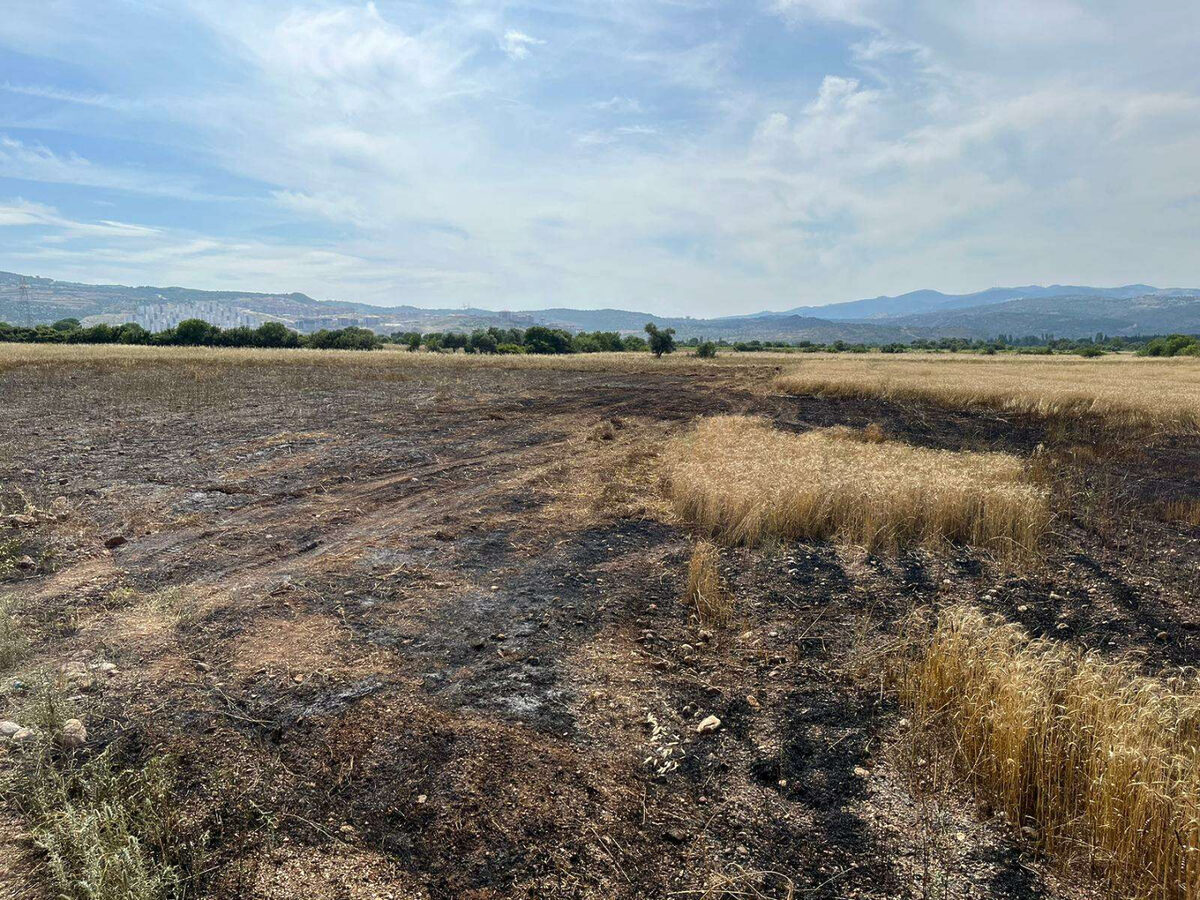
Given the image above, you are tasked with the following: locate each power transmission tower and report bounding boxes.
[17,278,33,327]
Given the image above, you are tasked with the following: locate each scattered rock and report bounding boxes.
[60,719,87,750]
[103,535,128,550]
[696,715,722,734]
[11,727,38,746]
[0,721,21,739]
[662,828,690,844]
[853,765,870,778]
[15,556,36,570]
[745,694,760,709]
[94,662,118,675]
[6,514,37,528]
[1156,630,1169,641]
[62,661,94,690]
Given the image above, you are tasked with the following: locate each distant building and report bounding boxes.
[133,302,271,331]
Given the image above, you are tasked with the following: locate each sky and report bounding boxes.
[0,1,1198,316]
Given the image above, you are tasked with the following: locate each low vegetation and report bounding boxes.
[0,317,383,350]
[0,594,27,670]
[776,355,1200,434]
[903,605,1200,900]
[684,541,733,627]
[663,416,1048,562]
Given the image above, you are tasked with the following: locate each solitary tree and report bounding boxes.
[644,322,676,358]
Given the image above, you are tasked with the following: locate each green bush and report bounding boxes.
[523,326,574,354]
[1,682,205,900]
[695,341,718,358]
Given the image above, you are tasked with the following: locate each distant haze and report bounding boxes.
[1,3,1198,316]
[4,271,1198,342]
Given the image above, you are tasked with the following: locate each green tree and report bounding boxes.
[644,323,676,358]
[255,321,300,348]
[173,319,218,346]
[523,326,573,354]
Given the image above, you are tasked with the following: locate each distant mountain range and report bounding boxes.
[1,270,1198,342]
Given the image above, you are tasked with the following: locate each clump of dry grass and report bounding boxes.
[775,355,1200,434]
[1161,498,1200,528]
[903,605,1200,900]
[685,541,733,627]
[663,416,1048,562]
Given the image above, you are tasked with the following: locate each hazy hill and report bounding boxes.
[895,293,1200,339]
[772,284,1171,321]
[2,271,1198,342]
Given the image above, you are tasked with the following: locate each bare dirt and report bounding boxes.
[1,354,1197,899]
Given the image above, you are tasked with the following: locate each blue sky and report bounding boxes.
[1,1,1198,315]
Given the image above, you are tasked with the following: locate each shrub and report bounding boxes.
[694,341,718,359]
[1,682,205,900]
[622,335,648,352]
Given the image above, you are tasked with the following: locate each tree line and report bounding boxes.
[2,316,1195,357]
[0,318,383,350]
[384,323,681,356]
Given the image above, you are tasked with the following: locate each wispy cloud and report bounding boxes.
[0,1,1197,312]
[501,29,545,60]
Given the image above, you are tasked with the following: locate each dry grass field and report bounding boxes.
[664,416,1049,562]
[906,605,1200,900]
[1,343,1199,900]
[775,355,1200,434]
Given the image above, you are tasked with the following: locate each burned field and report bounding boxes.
[2,348,1199,899]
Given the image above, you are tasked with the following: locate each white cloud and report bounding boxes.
[592,96,644,114]
[501,29,544,60]
[0,199,159,238]
[1,1,1199,313]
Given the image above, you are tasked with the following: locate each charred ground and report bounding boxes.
[1,350,1197,899]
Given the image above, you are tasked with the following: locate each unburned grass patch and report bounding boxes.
[902,605,1200,900]
[0,594,27,670]
[775,355,1200,435]
[1160,498,1200,528]
[684,541,733,628]
[1,678,206,900]
[663,416,1048,563]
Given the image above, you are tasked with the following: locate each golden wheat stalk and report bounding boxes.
[904,605,1200,900]
[663,416,1049,563]
[774,356,1200,435]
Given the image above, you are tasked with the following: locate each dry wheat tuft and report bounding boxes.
[685,541,733,627]
[775,355,1200,434]
[1161,499,1200,528]
[663,416,1048,562]
[904,605,1200,900]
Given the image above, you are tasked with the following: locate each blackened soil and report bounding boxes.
[1,356,1196,900]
